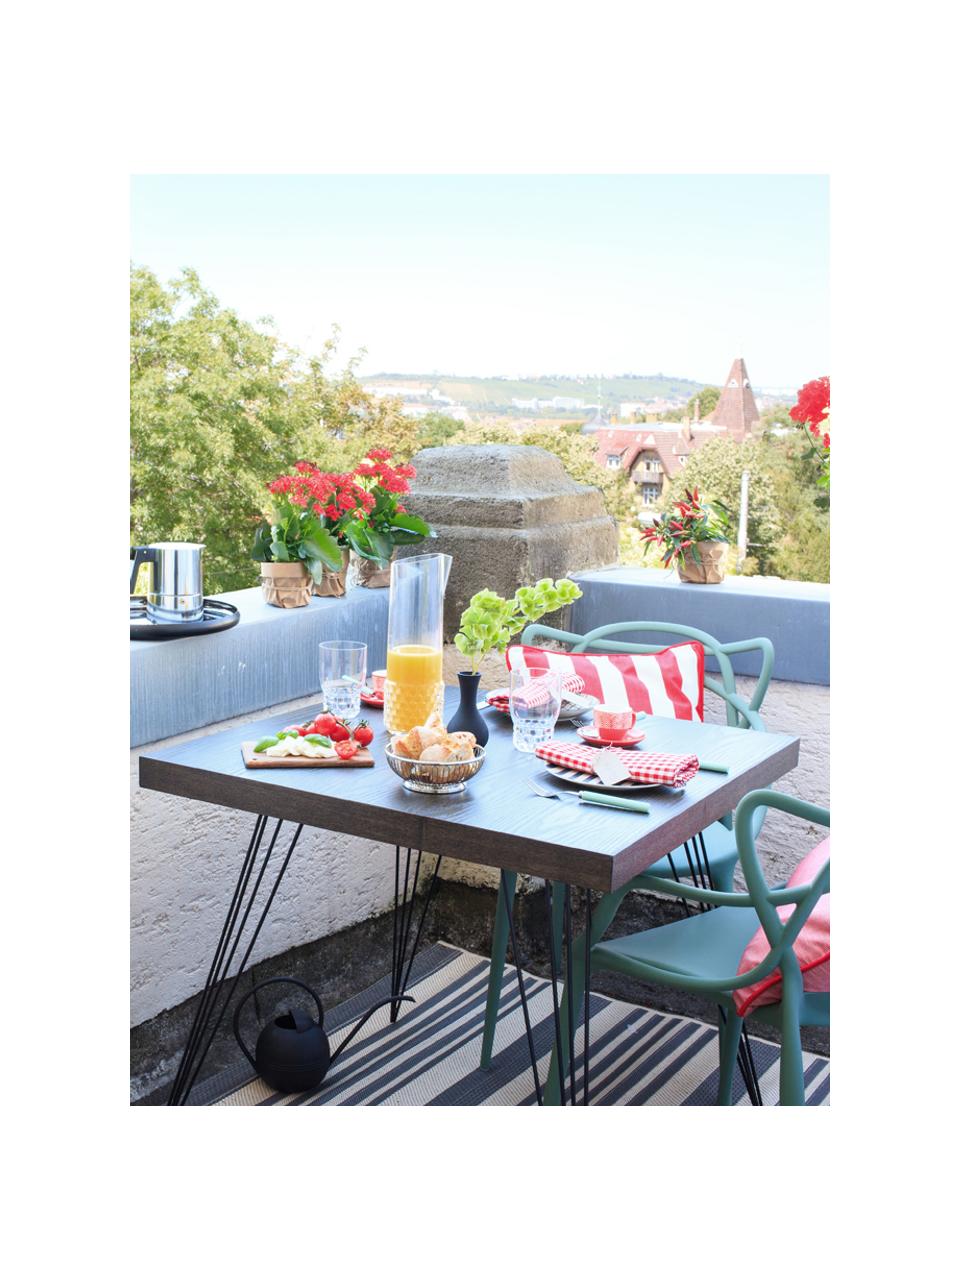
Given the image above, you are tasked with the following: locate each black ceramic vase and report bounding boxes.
[447,670,489,746]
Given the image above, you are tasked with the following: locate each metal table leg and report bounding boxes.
[167,815,303,1105]
[167,825,441,1106]
[504,876,594,1106]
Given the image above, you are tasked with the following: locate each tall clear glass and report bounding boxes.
[320,640,367,720]
[510,667,562,753]
[384,552,452,733]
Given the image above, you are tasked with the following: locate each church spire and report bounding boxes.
[709,356,760,440]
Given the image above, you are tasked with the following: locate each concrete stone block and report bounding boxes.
[404,445,618,636]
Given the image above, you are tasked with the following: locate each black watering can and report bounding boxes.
[233,978,331,1094]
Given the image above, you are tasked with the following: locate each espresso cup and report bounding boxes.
[592,704,636,741]
[370,669,387,694]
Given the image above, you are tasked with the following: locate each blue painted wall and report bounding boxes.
[131,587,389,747]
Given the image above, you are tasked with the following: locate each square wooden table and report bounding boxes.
[139,688,799,1104]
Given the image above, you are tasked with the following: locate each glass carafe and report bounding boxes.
[384,552,452,733]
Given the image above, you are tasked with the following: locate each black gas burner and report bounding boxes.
[130,597,240,641]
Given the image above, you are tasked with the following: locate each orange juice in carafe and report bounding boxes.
[383,553,452,733]
[385,644,444,731]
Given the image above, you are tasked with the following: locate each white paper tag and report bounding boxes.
[593,749,631,786]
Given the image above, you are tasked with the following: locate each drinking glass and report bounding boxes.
[509,667,562,753]
[319,641,367,720]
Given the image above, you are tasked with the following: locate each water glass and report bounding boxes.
[319,641,367,720]
[509,667,562,753]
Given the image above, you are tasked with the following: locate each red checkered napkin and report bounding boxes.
[534,740,700,787]
[487,672,585,712]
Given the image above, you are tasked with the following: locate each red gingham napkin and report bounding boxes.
[487,673,585,712]
[534,740,700,787]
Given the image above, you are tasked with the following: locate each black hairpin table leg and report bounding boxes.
[505,878,594,1106]
[168,832,444,1105]
[167,814,303,1105]
[390,847,443,1021]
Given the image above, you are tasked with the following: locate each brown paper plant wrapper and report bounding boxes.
[313,547,352,598]
[677,539,727,585]
[353,548,396,589]
[259,561,313,608]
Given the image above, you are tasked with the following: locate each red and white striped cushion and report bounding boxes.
[506,642,705,722]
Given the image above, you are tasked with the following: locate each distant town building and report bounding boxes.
[707,356,760,440]
[585,355,760,507]
[510,395,586,412]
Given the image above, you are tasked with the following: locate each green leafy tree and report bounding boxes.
[759,432,830,582]
[130,266,410,592]
[656,385,720,423]
[689,385,721,418]
[415,412,465,450]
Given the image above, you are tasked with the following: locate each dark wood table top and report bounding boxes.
[139,688,799,893]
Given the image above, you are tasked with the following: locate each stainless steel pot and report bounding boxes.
[130,542,205,622]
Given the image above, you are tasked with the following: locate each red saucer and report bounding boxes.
[576,725,646,747]
[360,689,385,708]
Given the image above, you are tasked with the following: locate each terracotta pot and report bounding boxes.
[677,540,727,584]
[259,561,313,608]
[313,547,352,598]
[354,548,396,589]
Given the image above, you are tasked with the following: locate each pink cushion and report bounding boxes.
[506,641,705,722]
[733,837,830,1017]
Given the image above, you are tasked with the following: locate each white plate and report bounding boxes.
[545,764,662,792]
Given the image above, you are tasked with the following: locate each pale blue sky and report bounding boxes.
[130,175,828,388]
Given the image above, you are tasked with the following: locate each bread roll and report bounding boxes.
[445,732,476,752]
[419,743,456,763]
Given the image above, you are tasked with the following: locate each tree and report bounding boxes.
[130,266,410,592]
[656,385,720,423]
[415,412,465,450]
[690,385,721,418]
[760,432,830,582]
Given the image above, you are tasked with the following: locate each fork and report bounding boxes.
[527,778,650,814]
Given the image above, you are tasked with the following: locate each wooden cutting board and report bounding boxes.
[241,742,375,769]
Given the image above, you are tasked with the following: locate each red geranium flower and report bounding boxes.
[790,377,830,431]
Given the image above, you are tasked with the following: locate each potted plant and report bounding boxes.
[640,488,733,584]
[252,464,381,603]
[449,578,583,744]
[351,449,434,586]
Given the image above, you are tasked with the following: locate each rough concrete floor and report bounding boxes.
[132,882,829,1106]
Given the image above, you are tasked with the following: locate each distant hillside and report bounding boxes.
[362,372,704,411]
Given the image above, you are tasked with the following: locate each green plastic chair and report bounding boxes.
[585,789,829,1105]
[480,619,775,1075]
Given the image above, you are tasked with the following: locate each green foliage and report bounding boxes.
[454,578,583,673]
[251,499,343,583]
[130,265,411,592]
[690,385,721,417]
[659,385,721,423]
[760,432,830,582]
[415,412,465,449]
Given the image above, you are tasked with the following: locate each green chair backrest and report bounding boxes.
[519,619,774,730]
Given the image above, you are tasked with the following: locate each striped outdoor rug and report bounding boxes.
[199,943,830,1107]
